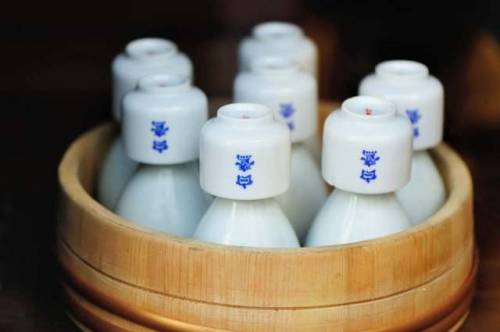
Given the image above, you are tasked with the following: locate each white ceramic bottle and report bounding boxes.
[359,60,446,224]
[193,103,299,248]
[115,74,208,236]
[238,21,318,77]
[97,38,193,209]
[306,96,413,246]
[233,56,327,241]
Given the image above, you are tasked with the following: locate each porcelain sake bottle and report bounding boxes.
[233,56,327,241]
[359,60,446,224]
[306,96,413,246]
[97,38,193,209]
[115,74,208,236]
[193,103,299,248]
[238,21,318,77]
[238,22,320,160]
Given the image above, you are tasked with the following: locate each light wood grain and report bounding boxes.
[58,236,476,331]
[57,101,476,331]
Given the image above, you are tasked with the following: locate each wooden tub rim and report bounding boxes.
[58,122,472,255]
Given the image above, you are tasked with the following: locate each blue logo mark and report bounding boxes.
[361,150,380,167]
[405,109,421,138]
[236,175,253,189]
[405,109,421,125]
[279,103,296,119]
[360,169,377,183]
[235,154,255,172]
[151,121,169,137]
[152,140,168,153]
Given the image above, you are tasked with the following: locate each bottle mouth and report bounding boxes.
[252,22,303,42]
[125,38,177,60]
[138,74,190,93]
[250,56,299,74]
[375,60,429,80]
[342,96,396,120]
[218,103,273,124]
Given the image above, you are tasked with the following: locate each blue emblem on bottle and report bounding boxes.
[405,109,421,138]
[361,150,380,167]
[236,175,254,189]
[360,169,377,183]
[235,154,255,172]
[360,150,380,183]
[152,140,168,153]
[151,121,169,137]
[279,103,296,131]
[279,103,296,119]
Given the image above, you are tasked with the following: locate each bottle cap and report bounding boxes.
[234,56,317,142]
[121,74,207,165]
[200,103,291,200]
[322,96,413,194]
[112,37,193,121]
[359,60,444,150]
[238,21,317,76]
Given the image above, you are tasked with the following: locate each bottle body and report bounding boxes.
[115,162,208,236]
[306,189,411,246]
[112,45,193,121]
[194,197,300,248]
[397,150,446,224]
[97,137,138,209]
[275,144,327,241]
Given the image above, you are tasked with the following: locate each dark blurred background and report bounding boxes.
[0,1,499,331]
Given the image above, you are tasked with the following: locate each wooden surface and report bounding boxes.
[54,100,476,331]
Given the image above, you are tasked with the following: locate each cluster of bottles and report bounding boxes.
[97,22,446,248]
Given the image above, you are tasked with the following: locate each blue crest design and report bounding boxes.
[152,140,168,153]
[235,154,255,172]
[236,175,253,189]
[413,127,420,138]
[405,109,421,125]
[151,121,169,137]
[361,150,380,167]
[279,103,296,119]
[360,169,377,183]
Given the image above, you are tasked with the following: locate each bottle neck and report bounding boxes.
[125,38,178,63]
[138,74,190,94]
[375,60,429,84]
[335,188,397,200]
[214,196,277,207]
[253,22,304,45]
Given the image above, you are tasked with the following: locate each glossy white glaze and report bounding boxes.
[359,60,446,224]
[194,197,299,248]
[199,103,291,200]
[233,56,326,240]
[97,137,138,209]
[322,97,413,194]
[306,189,411,246]
[116,163,208,236]
[275,144,327,242]
[115,74,208,235]
[306,96,413,246]
[397,150,446,224]
[195,103,298,247]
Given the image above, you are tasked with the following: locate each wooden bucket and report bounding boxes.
[57,102,477,331]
